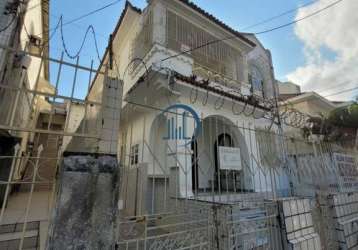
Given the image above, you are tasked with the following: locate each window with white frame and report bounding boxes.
[130,144,139,166]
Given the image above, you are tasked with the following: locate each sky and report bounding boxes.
[45,0,358,101]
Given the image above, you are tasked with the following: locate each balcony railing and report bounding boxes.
[166,9,240,81]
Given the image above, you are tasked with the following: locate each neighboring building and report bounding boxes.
[0,1,55,249]
[280,91,339,118]
[0,0,52,181]
[279,89,357,168]
[276,80,301,95]
[279,90,354,135]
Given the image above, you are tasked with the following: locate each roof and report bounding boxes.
[279,92,337,108]
[279,93,303,102]
[177,0,256,47]
[173,71,270,111]
[114,1,142,35]
[124,68,272,111]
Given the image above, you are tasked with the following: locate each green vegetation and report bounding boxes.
[328,103,358,128]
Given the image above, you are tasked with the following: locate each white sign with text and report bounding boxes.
[219,146,242,171]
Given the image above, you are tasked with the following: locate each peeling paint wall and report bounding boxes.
[48,155,119,250]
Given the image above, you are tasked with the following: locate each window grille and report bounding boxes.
[166,10,240,80]
[249,66,264,97]
[130,144,139,166]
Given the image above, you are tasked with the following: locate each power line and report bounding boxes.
[314,81,349,93]
[291,80,350,95]
[323,86,358,98]
[0,14,16,33]
[254,0,344,35]
[60,0,122,28]
[160,0,344,63]
[0,0,23,33]
[242,0,317,31]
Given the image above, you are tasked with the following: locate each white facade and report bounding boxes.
[0,0,50,142]
[91,0,287,216]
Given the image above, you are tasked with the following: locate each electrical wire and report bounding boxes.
[0,14,17,33]
[305,80,351,94]
[61,0,122,27]
[323,86,358,98]
[254,0,344,35]
[242,0,317,31]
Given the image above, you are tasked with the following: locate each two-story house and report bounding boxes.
[91,0,286,217]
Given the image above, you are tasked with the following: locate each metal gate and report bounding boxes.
[0,42,117,249]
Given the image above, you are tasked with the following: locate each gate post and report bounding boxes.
[47,72,122,249]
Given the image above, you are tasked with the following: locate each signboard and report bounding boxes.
[219,146,242,171]
[333,153,358,188]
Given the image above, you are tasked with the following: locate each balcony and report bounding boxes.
[129,7,262,101]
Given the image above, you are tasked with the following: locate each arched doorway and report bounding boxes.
[214,133,234,191]
[192,115,252,194]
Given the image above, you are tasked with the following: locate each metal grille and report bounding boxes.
[166,10,240,81]
[0,41,120,249]
[117,96,358,249]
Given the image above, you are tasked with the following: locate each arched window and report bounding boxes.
[217,133,234,147]
[249,65,264,97]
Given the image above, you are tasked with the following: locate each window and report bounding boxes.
[130,144,139,166]
[250,66,264,97]
[166,10,239,80]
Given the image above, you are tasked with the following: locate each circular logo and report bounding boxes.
[162,104,201,147]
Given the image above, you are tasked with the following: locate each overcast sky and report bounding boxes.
[44,0,357,101]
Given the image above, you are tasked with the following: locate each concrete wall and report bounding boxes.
[48,155,119,249]
[66,77,122,155]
